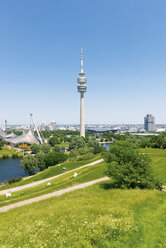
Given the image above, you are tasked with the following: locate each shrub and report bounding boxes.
[76,153,94,161]
[8,177,22,185]
[12,153,18,159]
[2,154,9,159]
[69,149,79,157]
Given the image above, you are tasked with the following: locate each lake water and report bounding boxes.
[0,159,28,184]
[100,143,111,151]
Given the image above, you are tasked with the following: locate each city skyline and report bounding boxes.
[0,1,166,124]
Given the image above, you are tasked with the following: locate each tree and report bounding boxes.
[69,137,85,150]
[88,139,98,148]
[40,143,51,153]
[48,136,59,146]
[20,155,37,175]
[44,152,68,168]
[31,143,40,154]
[69,149,79,157]
[93,144,104,154]
[53,145,61,152]
[106,141,162,190]
[36,151,46,171]
[0,138,4,150]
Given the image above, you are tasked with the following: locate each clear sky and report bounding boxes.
[0,0,165,125]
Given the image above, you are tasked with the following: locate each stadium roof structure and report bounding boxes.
[5,130,40,146]
[0,131,17,140]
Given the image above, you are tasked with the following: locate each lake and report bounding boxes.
[0,159,28,184]
[100,143,111,151]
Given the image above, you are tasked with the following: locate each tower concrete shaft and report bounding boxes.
[80,92,85,137]
[77,48,87,138]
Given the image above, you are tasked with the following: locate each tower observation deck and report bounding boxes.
[77,48,87,138]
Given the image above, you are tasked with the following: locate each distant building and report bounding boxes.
[39,122,46,131]
[144,114,155,132]
[50,121,57,130]
[46,121,57,131]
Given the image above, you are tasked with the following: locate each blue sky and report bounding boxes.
[0,0,165,125]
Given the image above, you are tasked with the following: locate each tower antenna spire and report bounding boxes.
[81,47,83,74]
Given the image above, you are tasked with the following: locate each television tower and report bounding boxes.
[77,48,87,138]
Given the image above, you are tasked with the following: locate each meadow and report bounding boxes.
[0,147,22,159]
[0,182,166,248]
[139,147,166,183]
[0,161,106,207]
[0,148,166,247]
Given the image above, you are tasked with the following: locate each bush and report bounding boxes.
[76,153,94,161]
[78,148,88,155]
[8,177,22,185]
[106,141,162,190]
[2,154,9,159]
[69,149,79,157]
[12,153,19,159]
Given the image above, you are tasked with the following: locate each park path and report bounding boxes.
[0,177,109,213]
[0,159,104,196]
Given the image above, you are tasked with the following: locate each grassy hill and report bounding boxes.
[0,154,101,190]
[139,148,166,183]
[0,161,106,207]
[0,182,166,247]
[0,148,166,247]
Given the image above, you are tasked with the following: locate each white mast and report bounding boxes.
[30,113,43,144]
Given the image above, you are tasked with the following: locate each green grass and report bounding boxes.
[0,154,101,190]
[0,147,22,158]
[0,161,106,207]
[59,142,69,147]
[0,182,166,247]
[1,148,166,247]
[139,148,166,184]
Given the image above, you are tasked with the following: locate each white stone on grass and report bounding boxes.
[47,182,51,186]
[74,172,78,178]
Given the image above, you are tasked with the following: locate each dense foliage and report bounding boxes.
[44,152,68,168]
[20,155,38,175]
[20,150,68,175]
[105,141,162,189]
[31,143,40,154]
[69,137,85,149]
[0,138,4,150]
